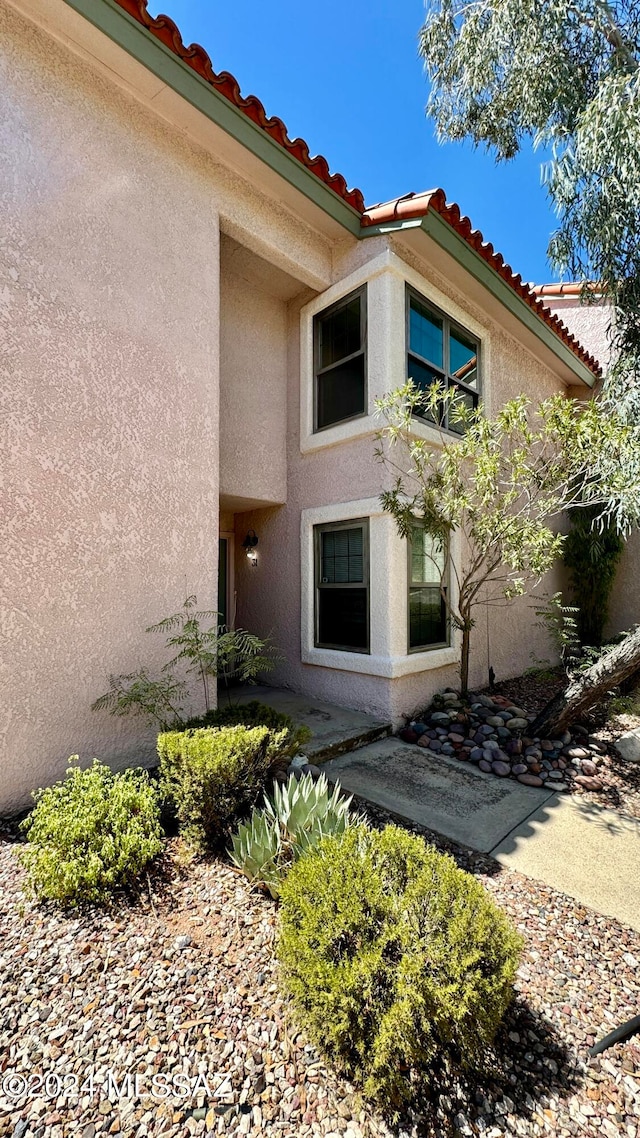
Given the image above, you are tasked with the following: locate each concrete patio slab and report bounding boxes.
[492,797,640,932]
[323,738,554,852]
[231,685,391,761]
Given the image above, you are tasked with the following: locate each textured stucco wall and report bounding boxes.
[541,296,614,374]
[219,250,288,507]
[0,0,590,782]
[0,3,220,813]
[233,241,569,722]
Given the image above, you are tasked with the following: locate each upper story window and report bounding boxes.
[314,287,367,431]
[407,287,479,434]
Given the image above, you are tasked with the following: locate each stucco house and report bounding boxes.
[1,0,610,814]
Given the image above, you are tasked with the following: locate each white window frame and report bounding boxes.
[314,518,370,652]
[301,498,462,678]
[300,249,490,455]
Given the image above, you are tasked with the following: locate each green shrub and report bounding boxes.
[278,824,522,1112]
[157,724,283,850]
[185,700,310,761]
[230,772,358,898]
[19,758,163,907]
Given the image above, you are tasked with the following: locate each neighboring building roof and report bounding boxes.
[110,0,600,380]
[533,282,604,299]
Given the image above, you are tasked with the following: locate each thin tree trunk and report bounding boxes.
[531,625,640,737]
[460,625,471,696]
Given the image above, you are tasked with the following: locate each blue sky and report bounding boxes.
[151,0,559,285]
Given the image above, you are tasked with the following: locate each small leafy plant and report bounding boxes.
[157,724,285,851]
[533,591,581,674]
[19,758,163,907]
[92,597,281,727]
[92,669,188,731]
[278,824,523,1113]
[230,772,357,897]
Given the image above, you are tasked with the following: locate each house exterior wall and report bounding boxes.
[540,296,614,374]
[234,239,569,723]
[219,252,288,507]
[0,2,221,812]
[0,1,602,816]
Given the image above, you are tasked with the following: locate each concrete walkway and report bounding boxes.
[231,688,640,930]
[323,738,640,932]
[232,685,391,761]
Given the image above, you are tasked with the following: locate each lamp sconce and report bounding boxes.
[242,529,259,567]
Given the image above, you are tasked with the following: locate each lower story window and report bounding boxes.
[409,526,449,650]
[315,519,369,652]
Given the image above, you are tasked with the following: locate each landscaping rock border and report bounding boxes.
[399,690,610,795]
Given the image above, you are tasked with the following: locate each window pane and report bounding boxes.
[321,528,363,583]
[318,587,368,650]
[448,386,478,434]
[319,296,361,369]
[317,356,365,429]
[411,528,445,585]
[450,329,478,389]
[409,297,443,368]
[409,587,447,648]
[407,355,444,423]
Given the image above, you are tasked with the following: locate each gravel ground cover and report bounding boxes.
[1,809,639,1138]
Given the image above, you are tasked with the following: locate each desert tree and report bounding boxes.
[375,383,633,695]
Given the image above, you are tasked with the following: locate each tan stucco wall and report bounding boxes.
[232,241,570,722]
[541,296,614,373]
[0,2,221,813]
[0,0,595,786]
[219,247,288,507]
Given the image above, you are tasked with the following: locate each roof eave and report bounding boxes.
[62,0,364,236]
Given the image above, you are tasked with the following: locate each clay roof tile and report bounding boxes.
[362,192,601,378]
[112,5,600,379]
[114,0,365,212]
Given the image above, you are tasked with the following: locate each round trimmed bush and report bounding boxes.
[277,824,522,1111]
[19,758,163,907]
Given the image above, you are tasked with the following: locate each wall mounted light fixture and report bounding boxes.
[242,529,259,567]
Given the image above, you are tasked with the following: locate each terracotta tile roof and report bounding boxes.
[114,0,365,212]
[111,6,599,378]
[362,191,601,378]
[533,282,602,298]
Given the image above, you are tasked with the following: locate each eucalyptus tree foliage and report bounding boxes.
[375,383,632,693]
[420,1,640,424]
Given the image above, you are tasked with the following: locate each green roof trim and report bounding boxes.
[62,0,363,235]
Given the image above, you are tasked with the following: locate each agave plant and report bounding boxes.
[266,773,354,855]
[230,811,281,898]
[229,772,359,897]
